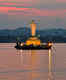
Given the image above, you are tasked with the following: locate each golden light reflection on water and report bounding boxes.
[48,49,54,80]
[16,49,55,80]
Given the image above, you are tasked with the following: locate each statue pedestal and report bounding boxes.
[26,36,41,46]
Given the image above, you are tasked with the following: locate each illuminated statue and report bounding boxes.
[26,20,41,46]
[15,20,52,49]
[30,20,36,36]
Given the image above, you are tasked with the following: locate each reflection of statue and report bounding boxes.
[48,49,52,80]
[30,20,36,36]
[48,49,54,80]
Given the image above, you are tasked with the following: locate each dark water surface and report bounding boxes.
[0,43,66,80]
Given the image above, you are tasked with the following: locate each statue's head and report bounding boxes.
[32,20,35,23]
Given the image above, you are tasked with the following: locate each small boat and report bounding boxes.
[15,20,52,50]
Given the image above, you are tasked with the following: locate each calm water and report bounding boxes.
[0,43,66,80]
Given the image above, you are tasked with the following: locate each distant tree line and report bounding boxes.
[0,28,66,43]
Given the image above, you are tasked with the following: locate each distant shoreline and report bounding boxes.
[0,28,66,43]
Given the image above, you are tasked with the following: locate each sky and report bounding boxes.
[0,0,66,29]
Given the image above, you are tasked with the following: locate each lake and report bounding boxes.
[0,43,66,80]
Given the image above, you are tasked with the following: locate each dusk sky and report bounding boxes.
[0,0,66,29]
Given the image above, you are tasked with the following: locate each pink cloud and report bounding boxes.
[0,0,6,1]
[0,7,8,13]
[0,2,32,7]
[8,0,32,2]
[56,0,66,2]
[0,6,66,17]
[31,9,66,17]
[25,0,31,1]
[0,3,16,5]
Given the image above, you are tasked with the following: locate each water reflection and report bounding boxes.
[16,49,54,80]
[48,49,54,80]
[0,43,66,80]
